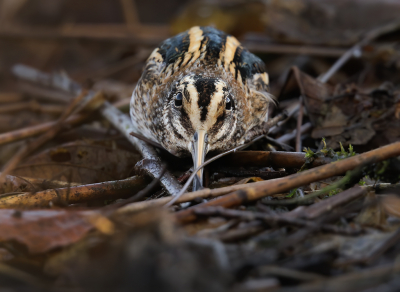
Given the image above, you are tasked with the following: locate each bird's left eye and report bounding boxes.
[174,92,183,107]
[225,96,234,110]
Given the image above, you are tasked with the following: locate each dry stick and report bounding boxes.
[0,176,150,208]
[217,150,332,168]
[102,166,167,215]
[364,227,400,265]
[0,97,129,147]
[100,103,182,196]
[284,185,368,220]
[318,18,400,83]
[0,114,87,146]
[193,207,361,236]
[0,100,66,115]
[296,262,400,292]
[12,64,182,196]
[276,122,312,144]
[175,141,400,223]
[295,95,304,152]
[0,90,97,182]
[278,19,400,147]
[336,227,400,267]
[0,23,168,46]
[0,172,81,194]
[0,101,34,114]
[116,150,332,214]
[271,186,368,251]
[0,92,24,103]
[165,113,287,207]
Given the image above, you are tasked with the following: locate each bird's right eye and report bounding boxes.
[174,92,183,107]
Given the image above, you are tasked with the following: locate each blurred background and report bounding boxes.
[1,0,400,89]
[0,0,400,150]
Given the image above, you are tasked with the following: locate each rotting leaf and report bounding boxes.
[10,141,141,184]
[294,69,400,149]
[0,209,96,254]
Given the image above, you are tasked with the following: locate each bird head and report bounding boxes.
[162,74,238,190]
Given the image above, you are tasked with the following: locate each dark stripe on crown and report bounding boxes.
[232,46,267,82]
[199,26,227,62]
[155,26,267,83]
[158,31,190,66]
[194,77,217,121]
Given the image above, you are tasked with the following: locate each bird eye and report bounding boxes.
[225,96,233,110]
[174,92,183,107]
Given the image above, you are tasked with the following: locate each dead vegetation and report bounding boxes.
[0,0,400,291]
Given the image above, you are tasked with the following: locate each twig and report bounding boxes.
[101,103,182,195]
[12,64,182,196]
[336,227,400,266]
[0,90,101,181]
[282,185,368,220]
[295,96,304,152]
[0,114,87,146]
[255,265,327,282]
[294,261,400,291]
[274,19,400,146]
[276,122,312,144]
[193,207,361,235]
[243,42,347,57]
[0,172,80,194]
[175,141,400,223]
[103,166,167,213]
[318,17,400,83]
[164,113,287,207]
[0,23,169,45]
[116,150,333,214]
[0,176,150,208]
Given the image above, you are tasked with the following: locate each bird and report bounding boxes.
[130,26,273,191]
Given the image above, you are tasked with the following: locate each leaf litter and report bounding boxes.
[0,1,400,291]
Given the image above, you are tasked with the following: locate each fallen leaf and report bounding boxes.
[293,69,399,149]
[0,209,95,254]
[11,141,141,183]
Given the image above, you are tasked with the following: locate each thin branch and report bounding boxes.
[175,141,400,223]
[295,96,304,152]
[0,176,150,208]
[318,17,400,83]
[193,207,361,235]
[11,64,182,196]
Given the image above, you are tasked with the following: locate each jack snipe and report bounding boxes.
[130,26,273,191]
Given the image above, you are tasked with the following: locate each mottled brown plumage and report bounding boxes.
[130,26,273,190]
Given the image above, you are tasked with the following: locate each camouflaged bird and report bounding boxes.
[130,26,273,190]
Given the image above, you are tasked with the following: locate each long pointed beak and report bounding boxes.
[191,130,208,191]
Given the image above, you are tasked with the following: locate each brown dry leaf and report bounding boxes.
[295,69,399,149]
[0,209,95,254]
[10,141,141,183]
[0,174,37,194]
